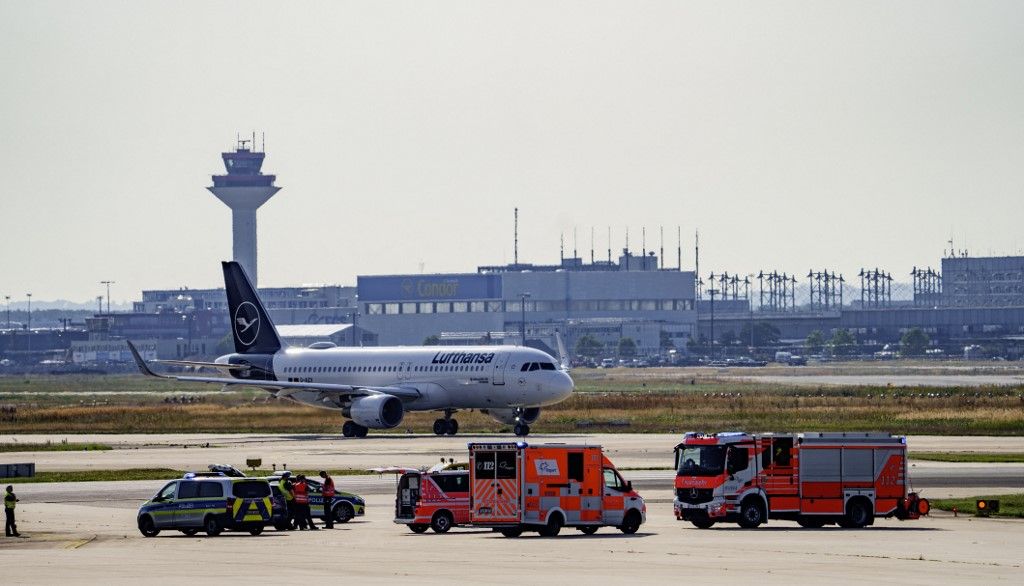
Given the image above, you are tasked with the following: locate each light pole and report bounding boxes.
[4,295,9,329]
[519,292,531,347]
[100,280,115,314]
[707,286,719,359]
[26,293,32,356]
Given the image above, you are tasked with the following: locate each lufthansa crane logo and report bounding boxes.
[233,301,260,347]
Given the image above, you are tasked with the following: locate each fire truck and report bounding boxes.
[673,432,930,529]
[469,442,646,537]
[394,469,470,534]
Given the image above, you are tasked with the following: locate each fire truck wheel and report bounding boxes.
[796,516,827,529]
[578,526,599,535]
[737,499,766,529]
[539,513,564,537]
[431,511,454,533]
[409,524,429,534]
[842,498,873,529]
[500,527,524,538]
[446,419,459,436]
[433,419,448,435]
[690,518,715,529]
[619,510,642,534]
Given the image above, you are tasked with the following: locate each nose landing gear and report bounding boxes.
[342,420,369,438]
[513,423,531,437]
[433,410,459,436]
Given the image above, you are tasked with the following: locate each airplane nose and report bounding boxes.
[555,372,574,399]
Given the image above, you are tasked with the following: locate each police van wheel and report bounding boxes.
[619,510,642,534]
[204,516,223,536]
[409,524,429,534]
[500,527,524,538]
[446,419,459,436]
[333,503,354,524]
[180,528,200,536]
[513,423,530,437]
[342,421,356,438]
[248,526,264,536]
[431,511,454,533]
[578,526,599,535]
[433,419,447,436]
[138,516,159,537]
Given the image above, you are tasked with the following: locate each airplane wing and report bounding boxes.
[127,340,421,401]
[153,359,250,371]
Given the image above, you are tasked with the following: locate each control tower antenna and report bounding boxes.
[590,226,595,265]
[514,207,519,266]
[207,134,281,286]
[677,225,681,271]
[607,226,611,264]
[659,226,664,270]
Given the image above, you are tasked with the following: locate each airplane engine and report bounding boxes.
[347,395,405,429]
[483,407,540,426]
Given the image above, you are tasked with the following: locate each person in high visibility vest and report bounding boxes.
[278,472,296,530]
[320,470,335,529]
[4,485,20,537]
[293,475,318,530]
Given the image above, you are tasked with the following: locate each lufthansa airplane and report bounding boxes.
[128,261,574,437]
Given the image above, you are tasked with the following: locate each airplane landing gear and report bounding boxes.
[513,423,531,437]
[342,420,368,438]
[433,411,459,436]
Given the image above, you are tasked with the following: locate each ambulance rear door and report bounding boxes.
[471,445,521,523]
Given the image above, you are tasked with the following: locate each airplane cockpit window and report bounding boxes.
[520,364,528,372]
[540,363,556,371]
[528,363,540,371]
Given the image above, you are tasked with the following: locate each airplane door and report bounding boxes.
[398,361,412,381]
[491,353,509,385]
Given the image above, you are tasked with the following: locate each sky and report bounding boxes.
[1,1,1023,306]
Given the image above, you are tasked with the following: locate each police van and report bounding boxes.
[137,475,273,537]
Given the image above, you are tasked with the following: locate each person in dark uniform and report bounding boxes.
[5,485,20,537]
[278,472,296,530]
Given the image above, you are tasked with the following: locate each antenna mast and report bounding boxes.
[513,207,518,266]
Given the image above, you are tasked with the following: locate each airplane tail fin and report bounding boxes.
[222,261,282,354]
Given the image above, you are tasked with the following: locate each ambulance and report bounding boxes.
[469,442,646,537]
[394,469,470,533]
[673,432,930,529]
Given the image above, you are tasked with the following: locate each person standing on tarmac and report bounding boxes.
[5,485,20,537]
[293,475,318,530]
[319,471,335,529]
[278,472,296,530]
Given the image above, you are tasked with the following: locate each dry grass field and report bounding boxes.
[0,368,1022,435]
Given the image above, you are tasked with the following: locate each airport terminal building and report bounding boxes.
[358,254,697,355]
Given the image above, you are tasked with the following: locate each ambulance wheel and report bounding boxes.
[180,528,200,536]
[842,498,873,529]
[578,526,599,535]
[737,499,766,529]
[354,424,369,438]
[500,526,524,538]
[433,419,448,436]
[797,516,827,529]
[431,511,454,533]
[408,524,429,534]
[203,515,223,536]
[342,421,357,437]
[690,518,715,529]
[333,503,355,524]
[138,516,159,537]
[513,423,530,437]
[619,510,642,534]
[539,512,563,537]
[248,526,264,536]
[446,419,459,436]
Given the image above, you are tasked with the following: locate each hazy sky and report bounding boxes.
[2,1,1023,304]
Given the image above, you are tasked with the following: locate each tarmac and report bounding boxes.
[0,433,1022,584]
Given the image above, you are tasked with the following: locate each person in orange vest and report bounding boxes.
[319,470,335,529]
[293,475,318,530]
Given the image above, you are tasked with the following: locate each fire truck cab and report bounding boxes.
[469,442,646,537]
[394,470,470,534]
[673,432,929,529]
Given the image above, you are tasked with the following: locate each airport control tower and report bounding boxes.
[208,137,281,287]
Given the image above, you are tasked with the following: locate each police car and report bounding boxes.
[266,474,366,525]
[137,474,273,537]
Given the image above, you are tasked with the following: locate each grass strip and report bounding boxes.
[0,442,112,453]
[910,452,1024,463]
[930,493,1024,518]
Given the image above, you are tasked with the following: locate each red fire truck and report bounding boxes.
[394,469,470,534]
[673,432,929,529]
[469,442,646,537]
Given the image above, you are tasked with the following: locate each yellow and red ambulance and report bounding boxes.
[674,432,930,529]
[469,442,646,537]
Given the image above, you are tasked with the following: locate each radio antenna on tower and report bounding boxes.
[513,207,519,266]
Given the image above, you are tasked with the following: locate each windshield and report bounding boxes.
[676,445,727,476]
